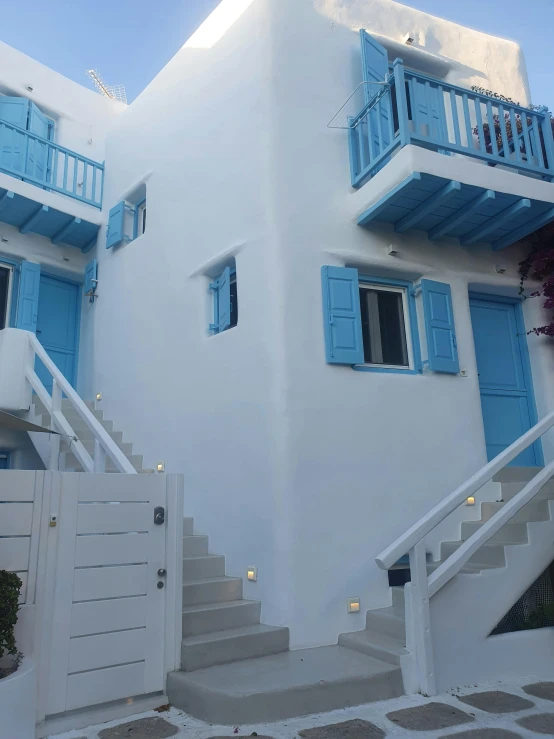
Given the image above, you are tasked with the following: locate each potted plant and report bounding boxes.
[0,571,36,739]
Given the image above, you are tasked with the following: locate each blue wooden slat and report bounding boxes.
[530,114,545,170]
[539,107,554,174]
[358,172,422,226]
[395,181,461,233]
[485,101,499,158]
[520,112,533,163]
[428,190,496,240]
[461,94,473,149]
[449,90,461,146]
[497,105,510,161]
[492,206,554,250]
[393,59,410,147]
[460,198,531,245]
[474,98,487,154]
[508,108,522,163]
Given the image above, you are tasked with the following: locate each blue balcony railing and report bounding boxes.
[349,59,554,188]
[0,120,104,208]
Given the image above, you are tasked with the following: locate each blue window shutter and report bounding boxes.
[0,97,30,176]
[26,102,52,184]
[360,30,392,163]
[421,279,459,373]
[217,267,231,332]
[321,266,364,365]
[410,79,449,144]
[16,261,40,333]
[106,201,125,249]
[84,259,98,295]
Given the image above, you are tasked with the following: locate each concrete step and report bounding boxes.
[427,560,498,576]
[167,645,404,724]
[181,624,289,671]
[461,520,528,545]
[499,480,554,501]
[54,415,114,434]
[62,407,104,423]
[183,535,209,556]
[481,499,550,523]
[391,586,405,608]
[365,607,405,639]
[494,467,544,483]
[338,629,407,666]
[182,599,261,637]
[60,437,133,457]
[440,540,506,567]
[183,518,194,536]
[182,576,243,606]
[182,554,226,581]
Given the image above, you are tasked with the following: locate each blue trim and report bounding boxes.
[354,274,422,375]
[469,291,544,466]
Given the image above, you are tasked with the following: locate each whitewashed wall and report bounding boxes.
[80,0,554,648]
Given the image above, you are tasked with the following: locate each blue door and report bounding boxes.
[469,294,543,467]
[35,275,79,392]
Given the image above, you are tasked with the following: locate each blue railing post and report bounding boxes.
[538,106,554,179]
[393,58,410,148]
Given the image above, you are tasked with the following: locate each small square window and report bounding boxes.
[210,266,238,334]
[359,283,412,369]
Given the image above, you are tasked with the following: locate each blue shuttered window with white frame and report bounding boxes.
[321,267,460,374]
[106,196,146,249]
[210,266,238,334]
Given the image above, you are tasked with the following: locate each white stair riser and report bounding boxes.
[60,438,133,456]
[365,610,405,639]
[182,601,261,637]
[391,587,405,608]
[337,632,403,665]
[461,521,528,545]
[183,536,209,556]
[481,500,550,523]
[182,578,243,606]
[181,627,289,671]
[183,556,226,580]
[440,542,505,567]
[60,451,143,472]
[500,481,554,501]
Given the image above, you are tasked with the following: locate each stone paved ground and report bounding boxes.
[48,677,554,739]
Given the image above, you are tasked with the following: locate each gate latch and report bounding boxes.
[153,506,165,525]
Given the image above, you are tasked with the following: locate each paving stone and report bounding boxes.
[439,730,523,738]
[386,702,474,731]
[523,682,554,702]
[457,691,534,714]
[298,719,385,739]
[516,713,554,734]
[98,716,179,738]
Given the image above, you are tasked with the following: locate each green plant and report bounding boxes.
[0,571,22,659]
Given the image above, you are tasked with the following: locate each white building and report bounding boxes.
[2,0,554,733]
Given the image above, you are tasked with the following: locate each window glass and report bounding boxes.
[359,285,409,367]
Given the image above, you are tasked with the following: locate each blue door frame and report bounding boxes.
[469,292,543,467]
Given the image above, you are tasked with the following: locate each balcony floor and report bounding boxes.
[0,185,99,252]
[357,171,554,251]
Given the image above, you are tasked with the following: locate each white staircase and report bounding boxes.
[30,396,149,472]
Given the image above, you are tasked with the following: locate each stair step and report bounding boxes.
[338,629,407,666]
[494,467,544,483]
[60,451,143,472]
[183,518,194,536]
[365,606,405,639]
[182,554,226,581]
[183,535,209,556]
[181,624,289,671]
[481,499,550,523]
[182,576,242,606]
[461,520,528,545]
[60,438,133,456]
[427,560,498,575]
[182,599,261,637]
[167,645,404,724]
[440,540,506,567]
[499,480,554,501]
[391,586,405,608]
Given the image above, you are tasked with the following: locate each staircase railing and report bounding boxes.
[25,332,136,473]
[376,410,554,695]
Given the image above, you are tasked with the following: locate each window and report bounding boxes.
[359,283,410,368]
[134,197,146,238]
[0,264,13,329]
[210,266,238,334]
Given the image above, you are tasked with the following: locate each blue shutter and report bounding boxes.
[16,261,40,333]
[84,259,98,296]
[106,201,125,249]
[410,78,449,146]
[217,267,231,332]
[0,97,29,176]
[421,279,459,373]
[360,30,392,163]
[26,102,52,184]
[321,266,364,365]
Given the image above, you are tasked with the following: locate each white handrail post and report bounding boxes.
[49,379,61,471]
[408,542,436,696]
[93,439,106,473]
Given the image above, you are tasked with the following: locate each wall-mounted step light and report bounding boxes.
[347,598,361,614]
[247,567,258,582]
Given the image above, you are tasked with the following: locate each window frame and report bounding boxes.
[133,196,146,239]
[353,274,422,375]
[0,262,14,330]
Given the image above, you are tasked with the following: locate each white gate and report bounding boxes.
[33,472,183,721]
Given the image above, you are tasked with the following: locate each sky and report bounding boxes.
[0,0,552,105]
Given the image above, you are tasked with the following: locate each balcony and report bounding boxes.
[0,119,103,251]
[349,60,554,249]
